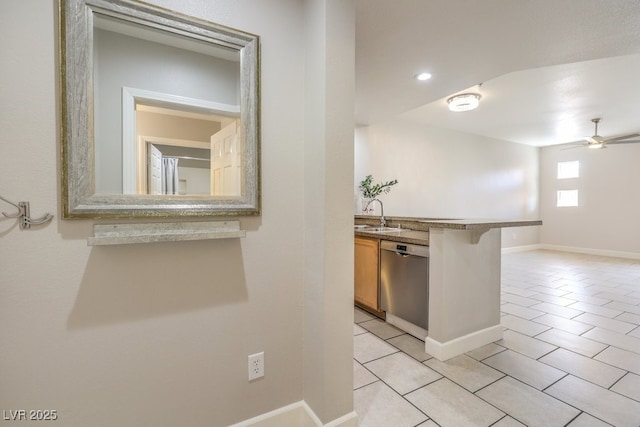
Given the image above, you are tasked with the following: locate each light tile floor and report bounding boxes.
[353,250,640,427]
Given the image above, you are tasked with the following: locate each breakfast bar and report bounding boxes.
[355,216,542,360]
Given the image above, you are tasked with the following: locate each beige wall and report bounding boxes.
[540,143,640,256]
[136,112,222,144]
[0,1,354,426]
[303,0,356,422]
[355,118,541,248]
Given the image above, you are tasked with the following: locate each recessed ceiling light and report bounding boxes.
[447,93,481,112]
[414,72,432,81]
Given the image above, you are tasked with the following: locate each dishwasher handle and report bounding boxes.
[380,240,429,258]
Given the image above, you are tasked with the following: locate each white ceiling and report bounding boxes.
[355,0,640,147]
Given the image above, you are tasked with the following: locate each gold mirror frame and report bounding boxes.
[59,0,260,218]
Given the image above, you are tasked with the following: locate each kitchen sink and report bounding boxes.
[358,226,404,233]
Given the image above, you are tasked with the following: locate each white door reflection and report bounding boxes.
[211,121,241,196]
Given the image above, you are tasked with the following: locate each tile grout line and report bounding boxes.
[357,360,435,423]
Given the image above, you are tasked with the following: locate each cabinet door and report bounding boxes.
[354,236,380,311]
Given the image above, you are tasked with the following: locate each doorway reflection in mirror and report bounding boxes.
[133,105,241,197]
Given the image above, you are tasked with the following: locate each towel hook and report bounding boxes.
[1,195,54,230]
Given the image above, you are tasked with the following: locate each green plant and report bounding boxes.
[359,175,398,199]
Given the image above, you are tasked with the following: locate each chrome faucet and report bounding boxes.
[365,198,385,228]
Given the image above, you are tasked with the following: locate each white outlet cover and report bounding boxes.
[248,352,264,381]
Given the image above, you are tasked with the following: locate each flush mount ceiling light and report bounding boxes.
[447,93,481,112]
[414,72,432,81]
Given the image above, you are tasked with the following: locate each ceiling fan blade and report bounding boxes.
[608,133,640,142]
[607,139,640,145]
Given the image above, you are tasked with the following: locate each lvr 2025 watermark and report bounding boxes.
[3,409,58,421]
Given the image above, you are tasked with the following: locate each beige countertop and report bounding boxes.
[354,216,542,246]
[415,218,543,230]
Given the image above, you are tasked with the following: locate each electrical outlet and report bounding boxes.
[248,352,264,381]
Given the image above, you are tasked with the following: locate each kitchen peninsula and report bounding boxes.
[355,215,542,361]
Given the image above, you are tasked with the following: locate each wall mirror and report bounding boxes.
[60,0,260,218]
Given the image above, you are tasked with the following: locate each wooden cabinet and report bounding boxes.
[354,236,383,317]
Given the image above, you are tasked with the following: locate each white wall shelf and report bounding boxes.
[88,220,245,246]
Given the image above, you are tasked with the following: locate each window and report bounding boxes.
[557,160,579,179]
[556,161,579,207]
[557,189,578,207]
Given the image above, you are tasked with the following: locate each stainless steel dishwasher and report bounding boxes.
[380,240,429,336]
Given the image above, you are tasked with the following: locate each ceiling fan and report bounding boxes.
[565,118,640,149]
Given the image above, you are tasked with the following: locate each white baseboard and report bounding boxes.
[501,244,543,254]
[537,244,640,260]
[502,243,640,260]
[229,400,358,427]
[424,324,503,361]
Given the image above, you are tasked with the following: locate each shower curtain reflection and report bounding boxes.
[162,157,179,195]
